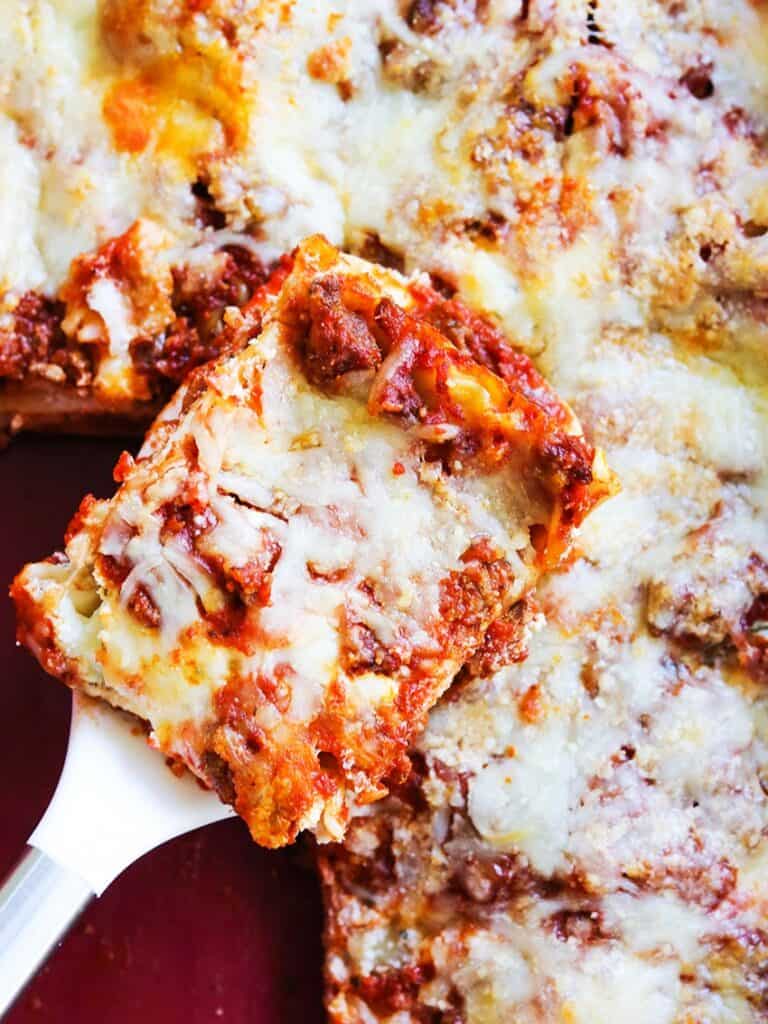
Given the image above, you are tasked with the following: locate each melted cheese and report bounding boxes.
[5,0,768,393]
[15,239,606,848]
[303,5,768,1022]
[330,317,768,1018]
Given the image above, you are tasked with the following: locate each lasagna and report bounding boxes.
[5,0,768,1019]
[12,236,612,847]
[5,0,768,436]
[313,3,768,1023]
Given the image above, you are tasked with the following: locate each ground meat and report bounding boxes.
[0,292,92,385]
[438,540,516,653]
[548,907,611,944]
[341,617,403,676]
[356,962,435,1016]
[303,276,383,386]
[126,582,161,628]
[646,541,768,681]
[368,298,425,421]
[449,848,539,903]
[463,599,532,678]
[132,245,269,388]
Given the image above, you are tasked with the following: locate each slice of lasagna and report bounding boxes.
[12,237,613,848]
[0,220,272,437]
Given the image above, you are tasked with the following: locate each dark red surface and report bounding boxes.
[0,437,326,1023]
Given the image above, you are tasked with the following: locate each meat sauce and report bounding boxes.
[297,269,608,567]
[1,238,271,397]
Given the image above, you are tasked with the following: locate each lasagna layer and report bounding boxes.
[0,221,272,435]
[12,237,612,847]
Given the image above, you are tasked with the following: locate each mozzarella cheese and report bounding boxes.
[13,237,610,847]
[309,4,768,1023]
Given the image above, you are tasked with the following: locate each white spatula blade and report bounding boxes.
[31,693,234,896]
[0,693,234,1017]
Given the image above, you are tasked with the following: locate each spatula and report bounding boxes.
[0,693,234,1016]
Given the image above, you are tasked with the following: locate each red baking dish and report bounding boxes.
[0,437,325,1024]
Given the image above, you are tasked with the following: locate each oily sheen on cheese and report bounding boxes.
[12,237,611,847]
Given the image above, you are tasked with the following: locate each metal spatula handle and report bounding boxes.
[0,847,92,1017]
